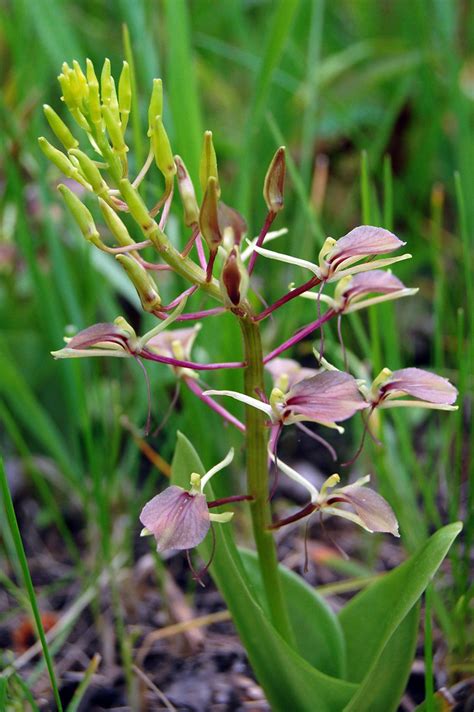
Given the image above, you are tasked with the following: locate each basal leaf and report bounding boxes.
[239,547,346,678]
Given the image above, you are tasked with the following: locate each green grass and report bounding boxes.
[0,0,472,706]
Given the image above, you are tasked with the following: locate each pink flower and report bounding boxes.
[368,367,458,411]
[140,450,246,553]
[52,319,139,359]
[205,369,368,432]
[249,225,411,284]
[267,461,399,537]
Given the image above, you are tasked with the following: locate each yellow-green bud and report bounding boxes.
[58,183,103,248]
[199,176,222,250]
[115,254,161,311]
[103,105,128,156]
[98,199,135,247]
[175,155,199,226]
[263,146,286,213]
[118,61,131,133]
[68,149,108,197]
[151,116,176,179]
[86,59,102,126]
[38,137,87,186]
[119,179,155,234]
[199,130,219,196]
[147,78,163,137]
[43,105,78,151]
[220,246,248,308]
[100,59,113,105]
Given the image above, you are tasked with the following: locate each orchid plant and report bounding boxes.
[41,58,461,711]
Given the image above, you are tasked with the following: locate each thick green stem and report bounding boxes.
[239,315,295,645]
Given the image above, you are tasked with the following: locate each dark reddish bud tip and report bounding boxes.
[263,146,286,214]
[220,247,248,307]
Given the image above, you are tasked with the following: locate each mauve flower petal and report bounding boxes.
[332,485,399,536]
[329,226,405,262]
[342,270,405,299]
[286,371,368,422]
[381,367,458,405]
[265,358,319,390]
[147,325,201,359]
[68,323,127,349]
[140,486,210,552]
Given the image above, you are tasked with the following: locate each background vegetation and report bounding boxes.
[0,0,472,708]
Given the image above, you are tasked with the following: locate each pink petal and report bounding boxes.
[265,358,319,390]
[331,485,399,536]
[342,270,405,300]
[329,226,405,263]
[68,323,128,349]
[381,367,458,405]
[285,371,368,423]
[140,486,210,552]
[147,325,200,359]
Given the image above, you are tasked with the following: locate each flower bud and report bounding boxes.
[199,130,219,196]
[103,105,128,157]
[147,78,163,137]
[115,254,161,311]
[100,59,118,117]
[118,61,131,133]
[86,59,102,126]
[151,116,176,180]
[98,199,135,247]
[220,246,249,308]
[175,155,199,226]
[69,148,108,198]
[43,105,78,151]
[263,146,286,213]
[38,137,88,187]
[119,179,156,235]
[58,183,104,248]
[199,176,222,251]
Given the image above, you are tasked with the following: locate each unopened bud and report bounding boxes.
[263,146,286,213]
[38,137,87,186]
[147,79,163,137]
[69,149,108,197]
[218,202,247,246]
[115,254,161,311]
[98,199,135,247]
[118,61,131,132]
[43,105,78,151]
[151,116,176,180]
[103,105,128,156]
[220,246,248,308]
[199,176,222,251]
[119,179,155,234]
[175,155,199,226]
[58,183,103,248]
[199,130,219,196]
[85,59,102,126]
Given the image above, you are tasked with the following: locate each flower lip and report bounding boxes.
[326,225,406,265]
[338,270,405,302]
[284,370,368,424]
[66,322,132,350]
[265,357,319,392]
[378,367,458,405]
[326,481,399,537]
[145,324,201,360]
[140,485,210,552]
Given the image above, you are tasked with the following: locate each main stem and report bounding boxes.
[239,315,295,645]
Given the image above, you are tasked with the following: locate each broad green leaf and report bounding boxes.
[343,604,419,712]
[239,547,346,678]
[339,523,462,687]
[171,432,357,712]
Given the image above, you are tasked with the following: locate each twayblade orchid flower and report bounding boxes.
[145,324,202,378]
[365,367,458,412]
[249,225,411,283]
[139,449,251,553]
[299,270,418,315]
[205,369,368,432]
[268,458,399,538]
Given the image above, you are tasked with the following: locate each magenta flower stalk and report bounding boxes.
[184,377,246,432]
[263,309,335,363]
